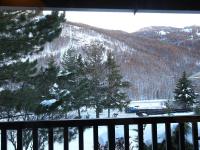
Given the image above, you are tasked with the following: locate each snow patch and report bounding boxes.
[182,28,192,33]
[57,70,71,77]
[61,89,70,96]
[57,106,64,110]
[102,51,108,63]
[189,35,194,40]
[195,61,200,66]
[185,94,191,98]
[196,32,200,37]
[40,99,57,107]
[158,30,168,36]
[53,83,58,88]
[16,29,22,33]
[0,87,4,92]
[28,32,33,38]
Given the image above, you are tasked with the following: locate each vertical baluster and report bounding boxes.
[93,125,98,150]
[32,128,38,150]
[179,123,185,150]
[17,128,22,150]
[138,124,144,150]
[79,126,84,150]
[165,123,171,150]
[108,125,115,150]
[1,129,7,150]
[152,123,157,150]
[64,127,68,150]
[192,122,198,150]
[124,124,129,150]
[48,128,54,150]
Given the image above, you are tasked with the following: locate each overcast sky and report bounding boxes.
[65,11,200,33]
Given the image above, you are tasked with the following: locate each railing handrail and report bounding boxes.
[0,115,200,129]
[0,115,199,150]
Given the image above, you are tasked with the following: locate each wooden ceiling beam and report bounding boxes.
[0,0,200,11]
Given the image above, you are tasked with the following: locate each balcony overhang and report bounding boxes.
[0,0,200,11]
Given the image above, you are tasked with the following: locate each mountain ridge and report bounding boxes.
[41,22,200,100]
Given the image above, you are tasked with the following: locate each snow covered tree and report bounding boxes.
[84,42,107,118]
[104,52,130,118]
[0,10,65,113]
[58,48,90,118]
[35,56,59,100]
[35,57,71,115]
[174,71,197,109]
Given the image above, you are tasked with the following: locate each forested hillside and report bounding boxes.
[38,22,200,100]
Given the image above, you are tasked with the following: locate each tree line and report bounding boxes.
[37,42,130,118]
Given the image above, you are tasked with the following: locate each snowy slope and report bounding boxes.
[34,22,200,100]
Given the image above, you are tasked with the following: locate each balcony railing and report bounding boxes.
[0,115,200,150]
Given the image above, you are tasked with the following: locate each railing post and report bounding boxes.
[165,123,171,150]
[93,125,99,150]
[138,124,144,150]
[17,128,23,150]
[179,123,185,150]
[192,122,199,150]
[32,128,38,150]
[79,126,84,150]
[48,128,54,150]
[124,124,129,150]
[108,125,115,150]
[152,123,157,150]
[64,127,69,150]
[1,129,7,150]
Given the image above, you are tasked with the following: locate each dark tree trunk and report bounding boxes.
[78,108,81,119]
[108,108,110,118]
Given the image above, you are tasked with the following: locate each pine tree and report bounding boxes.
[84,42,107,118]
[0,10,65,113]
[105,52,130,118]
[34,56,59,99]
[35,57,69,114]
[58,49,90,118]
[0,60,38,113]
[174,71,197,109]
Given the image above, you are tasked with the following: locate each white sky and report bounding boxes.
[65,11,200,33]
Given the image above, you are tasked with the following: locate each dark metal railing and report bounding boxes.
[0,115,200,150]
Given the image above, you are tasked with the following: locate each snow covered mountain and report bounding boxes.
[39,22,200,100]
